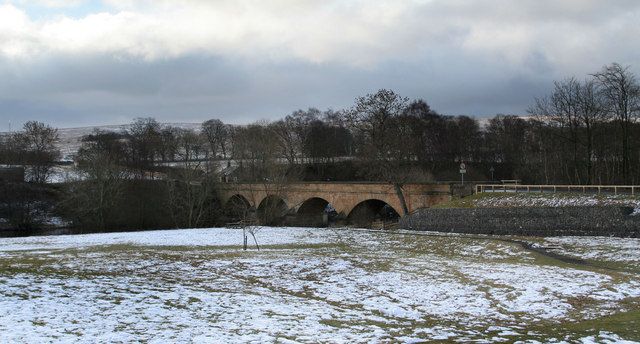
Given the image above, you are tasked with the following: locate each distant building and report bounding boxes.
[219,163,239,182]
[0,167,25,183]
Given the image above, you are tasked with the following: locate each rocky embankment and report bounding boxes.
[400,194,640,237]
[400,206,639,237]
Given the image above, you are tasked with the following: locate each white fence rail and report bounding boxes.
[475,184,638,196]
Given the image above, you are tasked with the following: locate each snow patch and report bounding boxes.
[476,194,640,209]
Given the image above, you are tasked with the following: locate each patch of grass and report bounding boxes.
[430,193,491,208]
[63,329,83,337]
[319,318,347,328]
[564,305,640,340]
[113,296,124,305]
[31,319,47,326]
[163,300,188,310]
[520,305,640,342]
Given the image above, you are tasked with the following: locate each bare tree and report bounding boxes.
[303,120,353,164]
[157,127,178,162]
[593,63,640,183]
[345,89,409,180]
[270,108,322,166]
[127,117,162,178]
[528,77,608,184]
[64,130,127,231]
[577,78,608,183]
[0,133,21,165]
[271,119,301,167]
[225,120,301,249]
[202,119,230,159]
[165,128,218,228]
[12,121,60,183]
[485,115,529,180]
[550,78,584,183]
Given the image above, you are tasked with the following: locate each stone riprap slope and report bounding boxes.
[405,193,640,237]
[401,206,640,237]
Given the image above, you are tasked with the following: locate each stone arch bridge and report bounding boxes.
[219,182,451,226]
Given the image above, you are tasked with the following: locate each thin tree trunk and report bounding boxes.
[393,183,409,216]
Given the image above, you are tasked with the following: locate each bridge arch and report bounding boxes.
[297,197,329,215]
[224,194,253,222]
[297,197,332,227]
[257,195,289,225]
[347,199,400,227]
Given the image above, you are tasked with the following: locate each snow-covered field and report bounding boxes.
[1,227,639,343]
[543,236,640,265]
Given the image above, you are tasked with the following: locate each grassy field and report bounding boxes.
[0,227,639,343]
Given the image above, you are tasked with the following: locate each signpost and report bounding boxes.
[489,166,495,181]
[459,162,466,185]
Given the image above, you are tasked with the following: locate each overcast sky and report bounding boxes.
[1,0,639,130]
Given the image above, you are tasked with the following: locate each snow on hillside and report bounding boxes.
[55,123,202,160]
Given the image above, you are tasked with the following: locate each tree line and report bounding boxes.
[1,62,639,231]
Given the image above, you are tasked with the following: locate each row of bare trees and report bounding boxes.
[236,63,640,185]
[64,119,220,230]
[2,62,639,188]
[528,63,640,184]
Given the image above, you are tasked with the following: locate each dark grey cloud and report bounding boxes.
[1,0,639,130]
[0,50,565,129]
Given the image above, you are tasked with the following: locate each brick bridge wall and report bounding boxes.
[218,182,451,218]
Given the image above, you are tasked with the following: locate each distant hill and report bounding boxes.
[55,123,202,161]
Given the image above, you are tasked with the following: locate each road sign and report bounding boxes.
[459,162,466,185]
